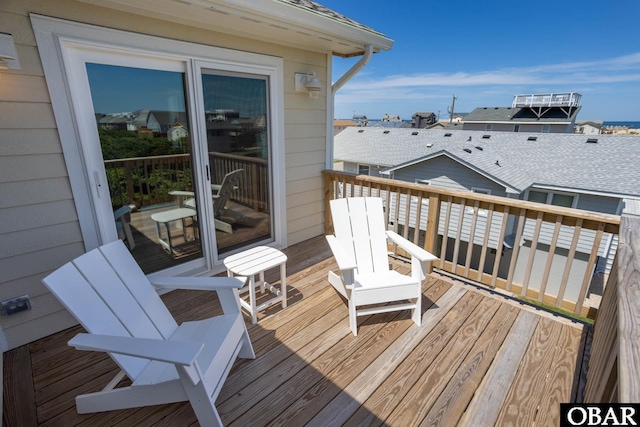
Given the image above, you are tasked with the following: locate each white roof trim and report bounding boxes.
[76,0,393,56]
[530,184,640,200]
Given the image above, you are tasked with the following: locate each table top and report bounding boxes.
[150,208,197,223]
[224,246,287,275]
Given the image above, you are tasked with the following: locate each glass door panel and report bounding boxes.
[86,63,203,273]
[201,71,273,255]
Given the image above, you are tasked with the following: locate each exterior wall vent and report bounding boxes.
[527,136,537,141]
[463,148,472,153]
[586,138,598,143]
[444,133,452,137]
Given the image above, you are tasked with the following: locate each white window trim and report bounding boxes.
[526,188,579,209]
[32,15,286,269]
[357,164,370,175]
[471,187,491,195]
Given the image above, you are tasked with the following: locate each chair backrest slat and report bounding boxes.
[42,262,150,379]
[99,241,178,339]
[330,197,390,275]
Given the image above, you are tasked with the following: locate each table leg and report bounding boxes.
[259,271,266,294]
[280,262,287,308]
[249,274,257,324]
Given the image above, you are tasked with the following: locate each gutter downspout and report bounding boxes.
[326,44,374,169]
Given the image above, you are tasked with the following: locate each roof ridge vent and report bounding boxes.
[586,138,598,143]
[475,146,483,151]
[358,129,364,133]
[444,132,452,137]
[411,131,419,135]
[482,134,491,139]
[383,130,390,134]
[527,136,537,141]
[463,148,472,153]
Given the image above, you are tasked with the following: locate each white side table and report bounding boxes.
[224,246,287,324]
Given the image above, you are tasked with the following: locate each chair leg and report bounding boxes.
[181,382,223,427]
[349,297,358,336]
[412,294,422,327]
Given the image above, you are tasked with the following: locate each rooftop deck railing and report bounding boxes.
[512,92,582,108]
[104,152,269,212]
[324,170,620,318]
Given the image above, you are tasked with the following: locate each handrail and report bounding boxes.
[584,215,640,402]
[324,170,620,317]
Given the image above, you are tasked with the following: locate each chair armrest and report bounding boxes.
[386,230,438,262]
[69,333,203,366]
[150,276,247,291]
[326,235,357,271]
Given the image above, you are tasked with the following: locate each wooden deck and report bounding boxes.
[3,236,591,426]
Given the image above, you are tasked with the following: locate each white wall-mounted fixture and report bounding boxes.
[0,33,20,70]
[295,71,323,99]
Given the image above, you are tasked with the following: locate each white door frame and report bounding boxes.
[32,14,286,274]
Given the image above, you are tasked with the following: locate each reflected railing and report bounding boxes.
[104,152,269,213]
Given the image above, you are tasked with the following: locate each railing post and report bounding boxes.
[324,171,334,235]
[425,193,441,273]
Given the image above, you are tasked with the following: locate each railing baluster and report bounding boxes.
[491,205,510,288]
[506,208,526,292]
[522,211,544,297]
[477,203,494,282]
[403,189,412,240]
[414,191,423,245]
[465,201,480,276]
[451,199,466,274]
[439,196,453,272]
[556,218,584,308]
[539,215,563,303]
[575,222,605,315]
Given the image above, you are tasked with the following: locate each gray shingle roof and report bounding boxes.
[334,127,640,198]
[276,0,387,37]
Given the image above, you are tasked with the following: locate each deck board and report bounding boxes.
[3,235,590,426]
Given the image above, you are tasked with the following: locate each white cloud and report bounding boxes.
[339,52,640,90]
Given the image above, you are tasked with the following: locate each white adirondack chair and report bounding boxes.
[326,197,438,336]
[42,240,255,427]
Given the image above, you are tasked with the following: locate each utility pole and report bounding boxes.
[447,95,457,123]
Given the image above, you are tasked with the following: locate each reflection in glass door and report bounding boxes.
[86,64,202,274]
[201,71,273,255]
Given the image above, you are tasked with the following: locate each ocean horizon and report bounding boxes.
[353,119,640,129]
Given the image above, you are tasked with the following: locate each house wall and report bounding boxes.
[392,156,510,197]
[0,0,329,350]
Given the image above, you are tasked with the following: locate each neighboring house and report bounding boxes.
[574,120,604,135]
[334,127,639,300]
[0,0,392,350]
[411,112,437,128]
[352,114,369,126]
[462,93,582,133]
[334,119,357,135]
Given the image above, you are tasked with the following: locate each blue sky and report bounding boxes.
[321,0,640,121]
